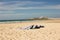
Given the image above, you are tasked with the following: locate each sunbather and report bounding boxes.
[34,25,40,29]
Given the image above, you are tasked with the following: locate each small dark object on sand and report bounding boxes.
[39,25,44,28]
[34,25,44,29]
[30,25,34,29]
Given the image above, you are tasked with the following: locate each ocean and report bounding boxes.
[0,19,34,23]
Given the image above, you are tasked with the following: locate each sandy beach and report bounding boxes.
[0,19,60,40]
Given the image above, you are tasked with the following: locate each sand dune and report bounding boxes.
[0,20,60,40]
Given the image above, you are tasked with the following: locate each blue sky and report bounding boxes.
[0,0,60,20]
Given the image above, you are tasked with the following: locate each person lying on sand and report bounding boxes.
[20,25,44,30]
[34,25,44,29]
[19,25,34,30]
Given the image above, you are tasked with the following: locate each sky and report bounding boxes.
[0,0,60,20]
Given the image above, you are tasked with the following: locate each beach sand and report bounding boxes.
[0,19,60,40]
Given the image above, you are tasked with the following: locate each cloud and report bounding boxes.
[0,1,47,10]
[0,11,14,14]
[0,1,60,11]
[0,13,34,20]
[0,13,28,20]
[28,5,60,9]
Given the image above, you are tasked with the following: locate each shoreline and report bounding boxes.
[0,19,60,24]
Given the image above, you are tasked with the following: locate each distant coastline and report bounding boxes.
[0,17,60,23]
[0,17,48,22]
[0,16,60,23]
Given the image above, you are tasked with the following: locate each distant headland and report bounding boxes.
[0,16,60,22]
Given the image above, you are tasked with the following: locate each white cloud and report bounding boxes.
[0,1,46,10]
[40,5,60,9]
[0,13,30,20]
[0,11,14,14]
[0,1,60,11]
[0,13,26,16]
